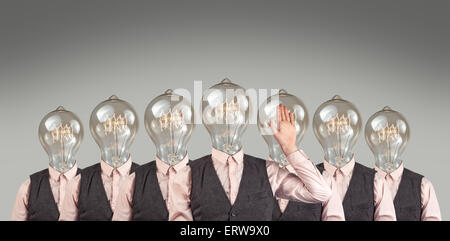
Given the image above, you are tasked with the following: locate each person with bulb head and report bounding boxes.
[171,79,332,221]
[258,90,345,221]
[307,95,396,221]
[366,106,441,221]
[112,89,194,221]
[59,95,140,221]
[11,106,83,221]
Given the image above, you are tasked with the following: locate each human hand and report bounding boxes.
[268,104,298,156]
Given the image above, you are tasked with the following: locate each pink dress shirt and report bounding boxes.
[270,159,345,221]
[11,163,79,221]
[59,158,133,221]
[375,163,441,221]
[112,156,190,221]
[322,158,396,221]
[171,148,332,221]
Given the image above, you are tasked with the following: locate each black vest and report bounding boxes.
[272,198,322,221]
[78,162,139,221]
[132,161,169,221]
[27,168,81,221]
[393,168,423,221]
[339,162,375,221]
[275,162,375,221]
[189,154,274,221]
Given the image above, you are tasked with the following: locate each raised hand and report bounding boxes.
[268,104,298,156]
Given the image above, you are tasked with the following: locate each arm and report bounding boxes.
[58,174,81,221]
[421,177,441,221]
[112,173,135,221]
[321,171,345,221]
[373,172,396,221]
[11,179,30,221]
[168,164,193,221]
[268,104,332,203]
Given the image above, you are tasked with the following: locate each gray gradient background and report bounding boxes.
[1,0,449,220]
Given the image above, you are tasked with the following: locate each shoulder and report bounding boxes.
[244,154,267,164]
[130,162,140,172]
[188,155,211,168]
[403,168,424,180]
[29,168,49,180]
[80,163,101,175]
[420,176,436,195]
[78,163,101,186]
[16,178,31,197]
[134,161,156,175]
[137,161,156,169]
[244,154,269,174]
[354,162,375,175]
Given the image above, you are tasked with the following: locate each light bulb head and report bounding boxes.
[257,89,308,166]
[145,89,194,166]
[365,106,409,173]
[38,106,83,173]
[313,95,361,168]
[202,78,249,155]
[89,95,138,168]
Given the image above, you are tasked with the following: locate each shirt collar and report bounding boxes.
[155,154,189,175]
[48,162,78,182]
[100,157,133,177]
[374,162,404,181]
[211,147,244,165]
[323,157,355,177]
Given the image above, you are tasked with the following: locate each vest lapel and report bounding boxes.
[93,167,113,214]
[342,164,358,207]
[205,157,233,207]
[232,157,250,208]
[149,163,169,214]
[40,170,60,216]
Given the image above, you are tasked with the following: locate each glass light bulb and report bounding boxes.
[144,89,194,166]
[202,78,249,155]
[257,89,308,166]
[365,106,409,173]
[90,95,138,168]
[313,95,361,167]
[38,106,83,173]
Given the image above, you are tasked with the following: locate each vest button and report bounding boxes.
[231,212,238,217]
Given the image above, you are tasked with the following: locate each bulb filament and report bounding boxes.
[377,123,400,166]
[158,109,184,131]
[103,113,128,163]
[51,124,74,167]
[213,97,241,153]
[326,114,350,134]
[103,113,127,135]
[158,109,185,161]
[214,96,240,123]
[326,114,351,164]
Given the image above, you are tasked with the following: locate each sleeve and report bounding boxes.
[11,179,31,221]
[420,177,441,221]
[267,150,332,203]
[112,173,136,221]
[58,174,81,221]
[373,172,396,221]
